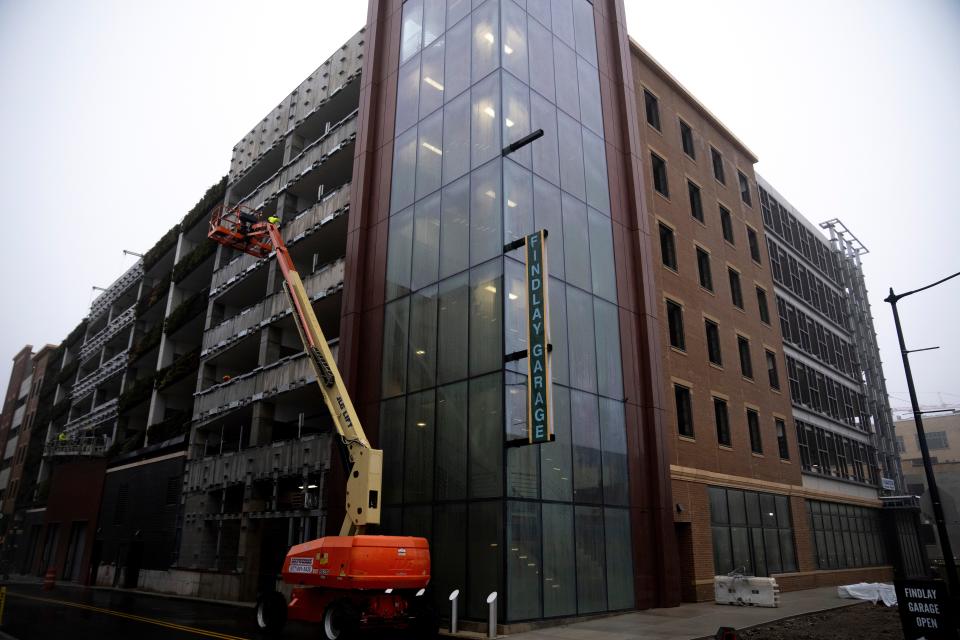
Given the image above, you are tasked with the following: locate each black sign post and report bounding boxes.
[895,579,958,639]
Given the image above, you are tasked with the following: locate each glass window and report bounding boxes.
[604,508,634,610]
[469,259,502,376]
[562,193,591,291]
[643,89,660,131]
[666,300,684,351]
[469,373,503,498]
[400,0,423,64]
[706,319,722,366]
[696,247,712,291]
[527,17,555,103]
[442,92,471,184]
[501,0,528,83]
[776,419,789,460]
[533,176,564,280]
[411,191,441,291]
[659,223,677,270]
[553,38,580,120]
[594,299,623,400]
[396,55,421,136]
[381,298,409,398]
[435,381,467,499]
[711,146,725,184]
[575,505,607,614]
[548,278,569,386]
[766,350,780,390]
[444,15,471,102]
[419,36,445,119]
[471,73,501,168]
[738,335,753,379]
[432,503,466,610]
[380,396,406,505]
[599,398,628,505]
[720,205,734,243]
[404,388,435,502]
[714,398,730,447]
[542,503,576,617]
[504,258,528,357]
[572,0,598,67]
[588,208,616,301]
[542,385,573,501]
[391,126,418,213]
[530,93,560,186]
[440,175,470,278]
[470,159,503,266]
[507,501,542,620]
[728,268,743,309]
[738,170,752,206]
[503,72,532,168]
[675,384,693,437]
[566,287,598,393]
[680,119,695,158]
[557,112,586,201]
[386,206,413,300]
[572,390,602,503]
[471,0,499,83]
[437,272,469,384]
[447,0,470,26]
[507,373,538,496]
[407,284,438,391]
[577,56,603,135]
[583,129,610,214]
[651,152,668,197]
[688,180,703,222]
[504,160,534,245]
[467,501,502,618]
[422,0,444,48]
[757,287,770,324]
[748,227,762,263]
[748,408,762,454]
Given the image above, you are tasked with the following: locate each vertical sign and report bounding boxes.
[525,230,552,444]
[895,579,958,640]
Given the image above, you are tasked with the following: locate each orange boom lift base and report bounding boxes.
[208,205,435,639]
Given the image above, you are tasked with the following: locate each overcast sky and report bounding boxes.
[0,1,957,412]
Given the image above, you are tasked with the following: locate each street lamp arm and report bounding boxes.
[886,270,960,302]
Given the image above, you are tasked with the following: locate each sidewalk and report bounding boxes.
[501,587,862,640]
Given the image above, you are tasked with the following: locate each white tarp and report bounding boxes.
[837,582,897,606]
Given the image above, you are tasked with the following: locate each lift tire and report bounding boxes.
[321,600,359,640]
[255,591,287,635]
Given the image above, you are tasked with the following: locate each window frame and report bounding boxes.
[728,267,743,309]
[711,146,725,184]
[756,286,770,324]
[696,246,713,292]
[688,180,704,223]
[659,222,678,271]
[643,88,661,131]
[747,408,762,454]
[766,349,781,390]
[714,397,731,447]
[705,318,722,366]
[651,151,669,197]
[674,383,694,438]
[747,226,762,264]
[776,418,790,460]
[679,118,695,159]
[738,170,752,206]
[720,204,735,244]
[666,298,685,351]
[738,334,754,379]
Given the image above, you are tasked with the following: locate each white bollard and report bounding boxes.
[486,591,498,639]
[449,589,460,634]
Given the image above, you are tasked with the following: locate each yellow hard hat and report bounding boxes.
[267,215,280,224]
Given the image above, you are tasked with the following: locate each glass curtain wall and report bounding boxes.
[381,0,632,621]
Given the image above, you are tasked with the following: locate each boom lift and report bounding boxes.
[209,205,436,639]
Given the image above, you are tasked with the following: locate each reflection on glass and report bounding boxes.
[562,193,590,291]
[530,93,560,185]
[533,176,564,279]
[416,109,443,200]
[439,176,470,278]
[437,272,469,384]
[404,389,435,502]
[435,382,468,498]
[547,278,569,386]
[557,111,585,200]
[577,56,603,135]
[502,72,531,168]
[411,191,441,291]
[504,257,528,357]
[391,126,418,213]
[400,0,424,64]
[442,92,470,185]
[599,397,628,505]
[572,389,602,503]
[527,17,555,103]
[553,38,580,120]
[567,287,597,392]
[471,72,501,168]
[469,372,503,499]
[507,501,542,619]
[541,385,573,501]
[422,0,445,48]
[501,0,529,84]
[407,284,438,391]
[471,0,499,83]
[419,37,445,119]
[396,56,421,135]
[469,159,502,266]
[469,259,502,376]
[588,208,616,301]
[379,396,405,505]
[572,0,598,67]
[575,505,607,614]
[582,129,610,214]
[444,16,471,102]
[467,501,502,618]
[504,159,533,243]
[381,298,409,399]
[385,207,413,300]
[604,507,635,609]
[543,503,576,616]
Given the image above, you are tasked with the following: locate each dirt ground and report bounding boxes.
[732,602,904,640]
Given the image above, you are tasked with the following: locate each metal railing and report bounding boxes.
[79,305,135,362]
[184,433,332,492]
[203,259,345,358]
[71,351,128,401]
[89,261,143,322]
[43,435,110,459]
[62,398,119,435]
[193,343,337,422]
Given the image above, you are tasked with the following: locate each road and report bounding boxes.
[0,583,329,640]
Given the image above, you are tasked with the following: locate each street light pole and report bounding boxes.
[885,270,960,594]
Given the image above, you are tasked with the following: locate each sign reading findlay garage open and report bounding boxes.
[895,579,958,640]
[525,229,553,444]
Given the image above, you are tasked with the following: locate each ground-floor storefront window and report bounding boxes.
[807,500,886,569]
[708,486,797,576]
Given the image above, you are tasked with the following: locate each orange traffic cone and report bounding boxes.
[42,568,56,591]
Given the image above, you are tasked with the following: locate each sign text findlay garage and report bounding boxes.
[895,579,958,640]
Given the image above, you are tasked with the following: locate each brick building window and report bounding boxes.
[644,89,661,130]
[688,180,704,222]
[776,419,789,460]
[756,287,770,324]
[680,119,695,158]
[675,384,693,437]
[919,431,949,450]
[747,408,762,453]
[738,335,753,379]
[728,268,743,309]
[766,350,780,390]
[666,299,685,350]
[696,247,713,291]
[714,397,731,446]
[705,319,722,366]
[651,152,669,196]
[659,223,677,270]
[738,170,752,206]
[747,226,762,263]
[720,205,734,244]
[711,147,725,184]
